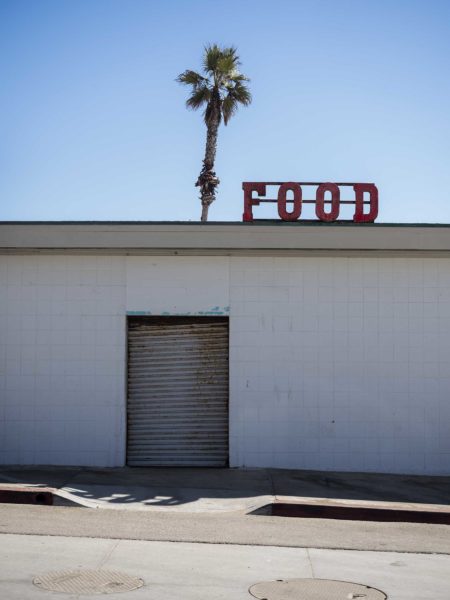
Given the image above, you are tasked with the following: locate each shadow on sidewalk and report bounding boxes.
[0,466,449,510]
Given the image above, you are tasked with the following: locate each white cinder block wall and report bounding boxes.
[0,256,230,467]
[0,255,127,466]
[1,254,450,474]
[229,257,450,475]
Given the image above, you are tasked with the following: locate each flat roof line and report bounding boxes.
[1,221,450,228]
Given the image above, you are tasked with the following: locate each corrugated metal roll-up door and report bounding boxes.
[127,317,229,466]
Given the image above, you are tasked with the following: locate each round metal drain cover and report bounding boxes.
[33,569,144,595]
[249,578,387,600]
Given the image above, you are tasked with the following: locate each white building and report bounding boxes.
[1,221,450,475]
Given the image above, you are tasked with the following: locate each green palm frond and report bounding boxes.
[225,81,252,106]
[186,84,211,110]
[178,44,251,125]
[176,69,207,87]
[221,46,239,64]
[222,94,238,125]
[216,55,238,76]
[235,82,252,105]
[229,73,249,83]
[203,44,223,74]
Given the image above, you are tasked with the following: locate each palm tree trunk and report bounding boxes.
[201,202,210,222]
[197,95,221,222]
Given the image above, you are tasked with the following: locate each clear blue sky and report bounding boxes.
[1,0,449,223]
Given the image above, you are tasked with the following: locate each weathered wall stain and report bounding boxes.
[127,306,230,317]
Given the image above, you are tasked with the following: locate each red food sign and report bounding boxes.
[242,182,378,223]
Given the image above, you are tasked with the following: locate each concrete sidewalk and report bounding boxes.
[2,467,450,599]
[0,466,449,512]
[1,534,450,600]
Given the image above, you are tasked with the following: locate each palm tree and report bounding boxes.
[177,45,252,222]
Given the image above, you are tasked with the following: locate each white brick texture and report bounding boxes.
[229,257,450,475]
[0,255,127,467]
[1,254,450,474]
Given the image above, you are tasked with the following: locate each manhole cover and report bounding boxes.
[33,569,144,595]
[249,578,387,600]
